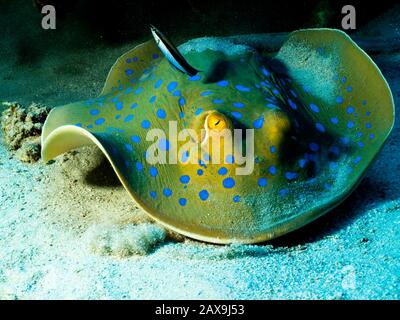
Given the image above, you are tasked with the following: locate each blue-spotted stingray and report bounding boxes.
[41,28,395,244]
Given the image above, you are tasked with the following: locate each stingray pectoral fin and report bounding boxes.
[42,125,102,163]
[100,39,163,95]
[41,101,109,162]
[276,29,395,171]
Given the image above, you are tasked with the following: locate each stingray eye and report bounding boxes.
[206,112,228,132]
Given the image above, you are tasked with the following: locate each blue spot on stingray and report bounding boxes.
[347,86,353,92]
[268,166,277,175]
[272,88,280,95]
[87,124,93,129]
[95,118,105,126]
[167,82,178,92]
[115,102,124,110]
[126,58,131,63]
[131,135,140,143]
[149,166,158,177]
[330,117,339,124]
[179,198,187,206]
[149,96,156,103]
[310,103,320,113]
[159,138,170,151]
[223,177,235,189]
[236,85,251,92]
[125,144,133,152]
[336,96,344,104]
[231,111,242,119]
[133,57,138,62]
[135,162,143,171]
[156,109,166,119]
[369,133,375,140]
[141,120,151,129]
[217,80,229,87]
[366,123,372,129]
[197,169,203,176]
[149,191,157,199]
[130,103,138,109]
[152,53,159,59]
[299,159,307,168]
[233,195,241,203]
[347,121,355,129]
[261,67,270,77]
[233,102,245,108]
[285,172,298,180]
[125,87,133,94]
[90,109,100,116]
[305,153,317,162]
[134,87,143,95]
[125,69,133,76]
[173,90,181,97]
[270,146,277,153]
[154,79,163,89]
[253,116,264,129]
[179,112,184,119]
[354,156,362,164]
[218,167,228,176]
[366,111,371,116]
[212,99,224,104]
[346,106,355,114]
[200,90,213,96]
[188,74,201,81]
[340,137,350,145]
[124,114,134,122]
[198,159,206,168]
[329,162,338,170]
[303,86,311,93]
[316,123,325,132]
[358,142,364,148]
[258,177,268,187]
[309,142,319,152]
[329,146,340,155]
[75,123,82,127]
[225,155,234,164]
[362,100,367,105]
[179,97,186,106]
[341,76,347,83]
[180,175,190,184]
[288,99,297,110]
[181,150,189,163]
[199,190,209,201]
[195,108,203,116]
[163,188,172,197]
[279,189,289,197]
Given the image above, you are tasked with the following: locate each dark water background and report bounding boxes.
[0,0,398,51]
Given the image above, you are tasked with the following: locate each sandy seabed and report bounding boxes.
[0,7,399,300]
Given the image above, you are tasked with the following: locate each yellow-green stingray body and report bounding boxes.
[42,29,395,244]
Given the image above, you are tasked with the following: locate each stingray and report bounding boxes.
[41,28,395,244]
